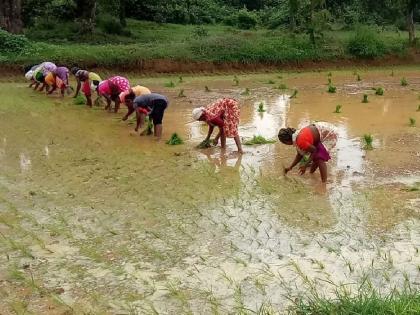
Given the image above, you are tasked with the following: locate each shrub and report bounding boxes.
[0,29,30,53]
[97,14,126,36]
[236,9,258,30]
[347,27,385,58]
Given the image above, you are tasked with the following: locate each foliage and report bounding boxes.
[362,134,373,150]
[244,135,276,145]
[0,29,30,53]
[290,89,298,98]
[196,139,212,148]
[73,95,85,105]
[347,26,386,59]
[375,87,384,95]
[257,102,266,112]
[327,84,336,93]
[409,117,416,127]
[362,94,369,103]
[236,9,258,30]
[334,104,342,113]
[401,77,409,86]
[166,133,184,145]
[97,14,129,36]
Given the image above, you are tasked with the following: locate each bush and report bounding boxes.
[347,27,385,58]
[237,9,258,30]
[0,29,30,54]
[97,14,127,36]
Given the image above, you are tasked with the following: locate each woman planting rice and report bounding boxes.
[72,68,102,107]
[32,62,57,91]
[278,122,338,183]
[119,85,152,117]
[45,67,71,96]
[97,76,130,112]
[124,93,169,138]
[192,98,243,154]
[24,64,39,88]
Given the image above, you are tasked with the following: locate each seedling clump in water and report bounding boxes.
[233,76,239,86]
[290,89,298,99]
[362,134,373,150]
[241,88,250,96]
[375,87,384,95]
[178,76,183,83]
[257,102,266,112]
[267,80,275,84]
[165,81,175,88]
[178,89,186,97]
[362,94,369,103]
[73,95,85,105]
[416,105,420,112]
[357,74,361,81]
[401,77,408,86]
[197,139,212,149]
[140,117,153,135]
[334,105,342,113]
[166,133,184,145]
[205,86,211,92]
[409,117,416,127]
[244,135,276,145]
[327,84,336,93]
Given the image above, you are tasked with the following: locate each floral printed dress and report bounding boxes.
[205,98,240,138]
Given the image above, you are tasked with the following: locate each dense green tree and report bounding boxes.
[0,0,23,33]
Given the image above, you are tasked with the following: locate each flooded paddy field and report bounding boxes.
[0,68,419,314]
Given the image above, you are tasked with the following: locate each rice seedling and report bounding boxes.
[277,83,287,90]
[178,76,183,83]
[241,88,250,96]
[391,70,394,76]
[362,94,369,103]
[357,74,362,81]
[375,87,384,95]
[267,79,275,84]
[327,72,332,77]
[140,117,153,135]
[327,84,337,93]
[164,81,175,88]
[409,117,416,127]
[362,134,373,150]
[290,89,298,98]
[257,102,266,113]
[417,105,420,111]
[205,85,211,92]
[166,133,184,145]
[327,78,332,85]
[178,89,186,97]
[401,77,408,86]
[233,75,239,86]
[244,135,276,145]
[73,95,85,105]
[196,139,212,148]
[332,104,342,113]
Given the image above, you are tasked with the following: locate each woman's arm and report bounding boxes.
[219,127,226,149]
[285,152,304,173]
[205,124,215,141]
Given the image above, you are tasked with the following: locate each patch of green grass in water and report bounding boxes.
[166,133,183,145]
[362,134,373,150]
[409,117,416,127]
[244,135,276,145]
[73,95,85,105]
[333,104,342,113]
[401,77,409,86]
[327,84,336,93]
[257,102,266,112]
[241,88,250,96]
[290,89,298,98]
[362,94,369,103]
[375,87,384,95]
[164,81,175,88]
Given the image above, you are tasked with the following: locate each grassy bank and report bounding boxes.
[1,20,417,70]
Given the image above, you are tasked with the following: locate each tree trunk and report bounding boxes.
[0,0,23,33]
[407,0,416,46]
[75,0,97,34]
[119,0,126,27]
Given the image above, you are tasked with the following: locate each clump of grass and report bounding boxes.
[233,75,239,86]
[357,74,362,81]
[257,102,266,113]
[362,94,369,103]
[327,84,337,93]
[205,86,211,92]
[290,89,298,98]
[327,78,332,85]
[409,117,416,127]
[390,70,394,77]
[178,76,183,83]
[244,135,276,145]
[327,72,332,77]
[73,95,85,105]
[277,83,287,90]
[267,79,275,84]
[375,87,384,95]
[164,81,175,88]
[140,118,153,135]
[178,89,186,97]
[241,88,250,96]
[334,104,342,113]
[362,134,373,150]
[401,77,408,86]
[166,133,183,145]
[196,139,212,149]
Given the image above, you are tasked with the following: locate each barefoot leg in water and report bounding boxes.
[318,160,328,183]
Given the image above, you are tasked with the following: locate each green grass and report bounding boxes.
[257,102,266,113]
[375,87,384,95]
[293,290,420,315]
[327,84,337,93]
[409,117,416,127]
[401,77,409,86]
[244,135,276,145]
[73,95,85,105]
[362,94,369,103]
[290,89,298,99]
[0,20,411,68]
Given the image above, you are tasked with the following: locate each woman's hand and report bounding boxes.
[212,138,219,146]
[283,166,292,175]
[299,165,307,175]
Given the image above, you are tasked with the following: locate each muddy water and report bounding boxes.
[0,69,419,314]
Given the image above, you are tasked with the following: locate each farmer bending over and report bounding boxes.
[97,76,130,112]
[72,68,102,107]
[192,98,243,154]
[278,122,337,183]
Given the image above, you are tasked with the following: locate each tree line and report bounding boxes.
[1,0,418,45]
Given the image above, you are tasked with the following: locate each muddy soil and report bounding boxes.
[0,69,419,314]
